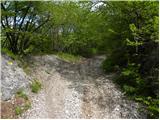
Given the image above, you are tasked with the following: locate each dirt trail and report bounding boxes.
[19,55,146,119]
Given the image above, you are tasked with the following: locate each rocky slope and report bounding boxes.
[1,53,30,101]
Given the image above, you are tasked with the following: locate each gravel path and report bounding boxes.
[19,55,147,119]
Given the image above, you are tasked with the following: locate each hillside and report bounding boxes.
[1,54,147,119]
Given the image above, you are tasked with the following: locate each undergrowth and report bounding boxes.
[102,59,159,118]
[56,52,81,63]
[2,48,18,60]
[15,106,23,115]
[30,79,42,93]
[16,89,28,100]
[15,89,31,116]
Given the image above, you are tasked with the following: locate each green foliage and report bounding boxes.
[101,1,158,118]
[126,38,143,46]
[16,89,28,100]
[115,63,144,95]
[1,1,159,118]
[129,24,137,32]
[20,61,31,75]
[123,85,137,95]
[57,52,81,63]
[148,105,159,119]
[23,66,31,75]
[1,1,104,56]
[30,80,42,93]
[15,106,23,115]
[15,90,31,116]
[1,1,50,54]
[23,45,34,55]
[102,58,115,72]
[2,48,18,60]
[116,63,145,94]
[24,102,31,110]
[135,96,159,119]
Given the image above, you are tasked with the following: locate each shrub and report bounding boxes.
[123,85,137,95]
[116,63,144,87]
[102,58,115,72]
[135,96,159,119]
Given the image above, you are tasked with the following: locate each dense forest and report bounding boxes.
[1,1,159,118]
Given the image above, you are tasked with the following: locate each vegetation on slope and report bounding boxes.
[1,1,158,118]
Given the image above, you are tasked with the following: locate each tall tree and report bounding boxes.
[1,1,50,54]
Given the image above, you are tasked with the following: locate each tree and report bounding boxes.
[101,1,159,118]
[1,1,50,54]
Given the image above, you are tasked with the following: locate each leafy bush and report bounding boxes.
[30,80,42,93]
[123,85,137,95]
[135,96,159,119]
[116,63,144,88]
[82,48,98,57]
[102,58,115,72]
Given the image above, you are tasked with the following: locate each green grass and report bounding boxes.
[23,66,31,75]
[16,89,28,100]
[24,102,31,110]
[30,80,42,93]
[15,90,31,116]
[15,106,23,115]
[2,48,18,60]
[21,61,31,75]
[31,50,57,56]
[56,52,81,63]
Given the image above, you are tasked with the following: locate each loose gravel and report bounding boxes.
[19,55,147,119]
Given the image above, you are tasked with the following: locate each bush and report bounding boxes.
[116,63,144,86]
[102,58,115,72]
[135,96,159,119]
[30,80,42,93]
[123,85,137,95]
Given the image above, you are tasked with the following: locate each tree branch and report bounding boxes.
[19,2,32,30]
[32,15,50,32]
[1,3,9,28]
[13,1,17,29]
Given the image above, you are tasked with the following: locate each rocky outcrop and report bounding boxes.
[1,53,30,100]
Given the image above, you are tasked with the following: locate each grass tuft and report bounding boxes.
[30,80,42,93]
[2,48,18,60]
[16,89,28,100]
[56,52,81,63]
[15,106,23,115]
